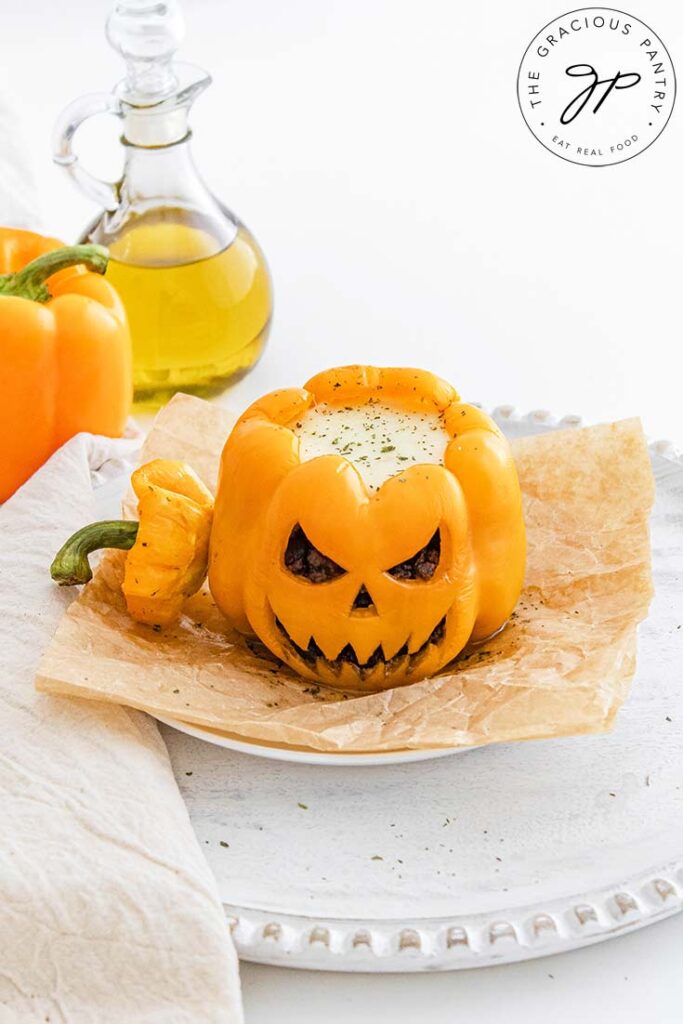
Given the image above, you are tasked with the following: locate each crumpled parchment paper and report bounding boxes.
[36,394,654,754]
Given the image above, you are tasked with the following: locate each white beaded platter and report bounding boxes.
[97,408,683,971]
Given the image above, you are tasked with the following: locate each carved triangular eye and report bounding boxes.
[387,529,440,581]
[284,524,346,582]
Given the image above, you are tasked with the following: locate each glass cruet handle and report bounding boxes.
[52,92,122,213]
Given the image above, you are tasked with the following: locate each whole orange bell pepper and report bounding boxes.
[0,228,132,502]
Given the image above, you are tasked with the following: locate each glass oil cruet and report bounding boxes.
[53,0,272,408]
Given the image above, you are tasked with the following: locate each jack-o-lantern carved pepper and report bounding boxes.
[51,366,526,693]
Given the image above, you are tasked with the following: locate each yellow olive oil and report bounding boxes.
[105,216,272,408]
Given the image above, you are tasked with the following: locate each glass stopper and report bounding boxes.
[106,0,186,101]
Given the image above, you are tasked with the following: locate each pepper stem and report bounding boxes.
[51,520,139,586]
[0,244,109,303]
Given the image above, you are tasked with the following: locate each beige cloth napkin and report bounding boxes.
[0,434,243,1023]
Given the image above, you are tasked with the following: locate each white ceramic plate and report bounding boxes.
[155,713,466,765]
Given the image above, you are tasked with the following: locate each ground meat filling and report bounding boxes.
[284,524,346,582]
[387,529,440,580]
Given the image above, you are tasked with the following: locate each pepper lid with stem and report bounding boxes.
[53,0,273,407]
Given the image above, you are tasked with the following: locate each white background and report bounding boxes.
[3,0,682,1020]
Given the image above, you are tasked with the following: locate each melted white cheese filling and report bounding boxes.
[293,401,450,491]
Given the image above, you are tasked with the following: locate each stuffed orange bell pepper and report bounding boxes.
[0,227,131,502]
[52,366,526,693]
[209,366,526,690]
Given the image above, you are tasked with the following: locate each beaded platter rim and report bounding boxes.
[217,405,683,971]
[224,862,683,971]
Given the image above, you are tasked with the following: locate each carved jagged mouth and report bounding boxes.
[274,615,446,677]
